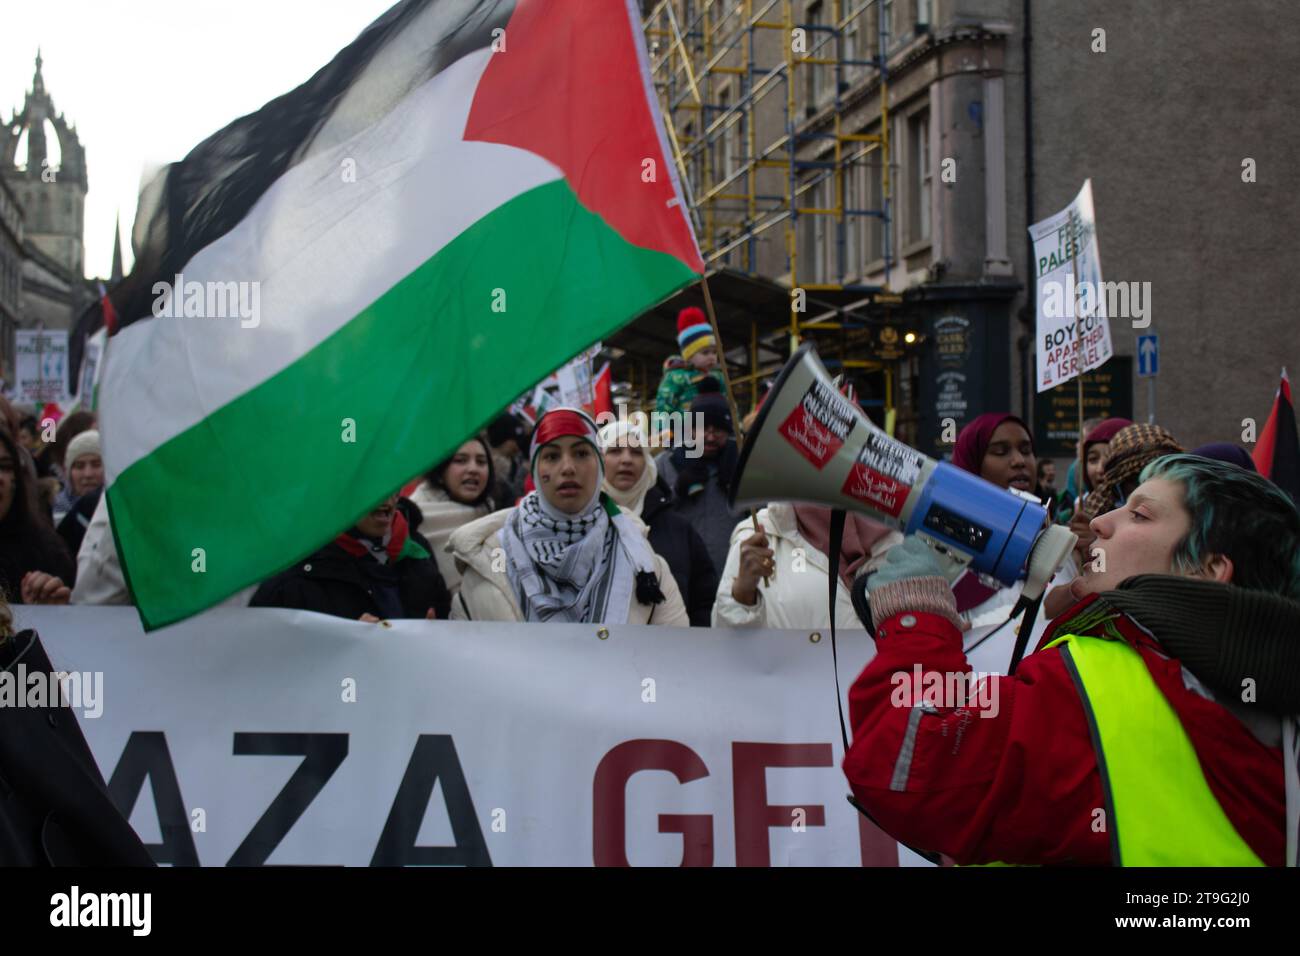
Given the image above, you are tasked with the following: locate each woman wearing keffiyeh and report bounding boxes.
[448,408,689,625]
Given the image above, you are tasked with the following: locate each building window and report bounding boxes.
[819,174,834,282]
[806,1,826,114]
[723,102,740,181]
[843,4,863,85]
[800,171,833,284]
[844,159,861,279]
[712,87,742,184]
[915,0,932,33]
[867,153,885,264]
[798,175,818,284]
[683,121,698,194]
[909,109,930,245]
[710,89,723,184]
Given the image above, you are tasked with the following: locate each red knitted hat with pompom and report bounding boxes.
[675,306,714,360]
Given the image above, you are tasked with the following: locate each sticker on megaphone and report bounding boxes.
[841,432,926,518]
[776,378,857,469]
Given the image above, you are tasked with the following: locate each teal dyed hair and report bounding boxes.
[1140,453,1300,600]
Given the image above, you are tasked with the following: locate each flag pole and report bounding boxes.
[698,273,768,579]
[698,274,746,435]
[1071,227,1085,507]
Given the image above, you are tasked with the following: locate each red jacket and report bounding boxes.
[842,593,1286,865]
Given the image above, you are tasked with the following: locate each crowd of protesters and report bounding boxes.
[3,302,1300,869]
[1,310,1295,642]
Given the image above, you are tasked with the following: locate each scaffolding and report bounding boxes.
[643,0,911,409]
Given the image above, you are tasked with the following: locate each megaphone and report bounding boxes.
[730,342,1074,600]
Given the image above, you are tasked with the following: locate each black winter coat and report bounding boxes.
[57,486,101,570]
[0,630,154,865]
[0,514,75,605]
[642,479,719,627]
[249,521,451,622]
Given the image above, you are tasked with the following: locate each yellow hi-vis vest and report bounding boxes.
[1046,633,1265,866]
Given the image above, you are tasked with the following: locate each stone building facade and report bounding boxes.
[649,0,1297,457]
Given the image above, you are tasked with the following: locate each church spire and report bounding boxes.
[33,48,45,95]
[111,212,124,281]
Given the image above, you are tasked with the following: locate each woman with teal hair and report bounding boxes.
[845,453,1300,866]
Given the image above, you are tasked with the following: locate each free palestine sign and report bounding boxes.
[1029,180,1114,392]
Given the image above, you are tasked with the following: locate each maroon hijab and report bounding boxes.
[952,413,1031,476]
[950,412,1031,613]
[1081,417,1132,492]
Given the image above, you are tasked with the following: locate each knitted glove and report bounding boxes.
[865,537,963,632]
[867,537,947,591]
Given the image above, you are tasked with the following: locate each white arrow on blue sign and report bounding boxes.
[1137,334,1158,377]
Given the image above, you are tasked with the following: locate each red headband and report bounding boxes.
[529,408,601,468]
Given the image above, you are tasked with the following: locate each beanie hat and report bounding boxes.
[488,412,529,449]
[1190,442,1258,473]
[676,306,715,362]
[690,379,733,434]
[1083,417,1132,454]
[65,429,102,469]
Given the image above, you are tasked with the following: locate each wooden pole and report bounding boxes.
[698,273,768,579]
[699,275,746,435]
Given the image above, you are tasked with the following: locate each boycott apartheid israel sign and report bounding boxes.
[17,606,1038,867]
[1029,180,1114,392]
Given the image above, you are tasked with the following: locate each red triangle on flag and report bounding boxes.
[1253,368,1300,504]
[592,362,613,419]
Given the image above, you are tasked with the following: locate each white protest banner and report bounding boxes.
[15,607,1037,867]
[14,329,70,406]
[1030,179,1113,392]
[555,342,601,409]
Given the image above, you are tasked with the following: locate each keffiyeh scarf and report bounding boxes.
[501,489,662,624]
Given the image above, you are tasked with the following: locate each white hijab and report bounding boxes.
[598,421,658,517]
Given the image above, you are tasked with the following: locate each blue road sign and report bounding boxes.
[1137,334,1158,377]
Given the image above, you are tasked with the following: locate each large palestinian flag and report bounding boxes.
[101,0,703,628]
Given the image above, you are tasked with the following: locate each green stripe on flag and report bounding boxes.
[108,179,696,628]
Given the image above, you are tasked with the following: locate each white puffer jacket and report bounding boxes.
[712,503,902,630]
[447,508,689,626]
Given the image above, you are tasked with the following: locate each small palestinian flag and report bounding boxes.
[101,0,702,628]
[591,362,613,419]
[1253,368,1300,504]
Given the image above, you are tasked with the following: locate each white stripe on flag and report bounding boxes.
[102,48,562,480]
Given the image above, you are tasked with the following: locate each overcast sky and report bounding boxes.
[2,0,398,279]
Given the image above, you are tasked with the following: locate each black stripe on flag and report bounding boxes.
[1268,389,1300,504]
[71,0,516,385]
